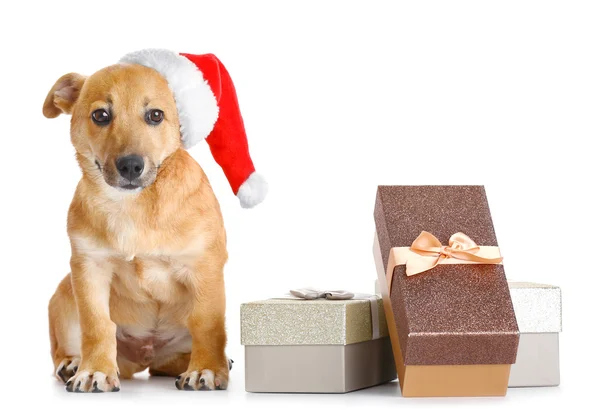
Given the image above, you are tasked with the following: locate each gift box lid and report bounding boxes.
[374,185,519,366]
[508,282,562,333]
[241,297,388,345]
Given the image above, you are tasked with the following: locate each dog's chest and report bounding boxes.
[110,258,195,365]
[101,210,208,263]
[112,257,192,303]
[105,212,150,258]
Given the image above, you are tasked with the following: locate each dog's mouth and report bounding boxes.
[119,184,142,191]
[94,157,158,193]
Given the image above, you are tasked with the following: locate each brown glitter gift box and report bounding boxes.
[373,186,519,397]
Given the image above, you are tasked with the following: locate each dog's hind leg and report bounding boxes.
[116,355,146,379]
[149,353,191,378]
[49,274,82,383]
[150,353,234,379]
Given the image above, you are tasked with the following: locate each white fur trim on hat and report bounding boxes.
[119,49,219,149]
[237,172,268,209]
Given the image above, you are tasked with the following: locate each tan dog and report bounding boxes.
[44,63,230,392]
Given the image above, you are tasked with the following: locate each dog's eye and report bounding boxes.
[145,109,164,125]
[91,109,111,126]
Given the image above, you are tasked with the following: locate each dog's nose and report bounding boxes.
[116,155,144,180]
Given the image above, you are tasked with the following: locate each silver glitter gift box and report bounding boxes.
[373,279,562,387]
[508,282,562,387]
[240,297,397,393]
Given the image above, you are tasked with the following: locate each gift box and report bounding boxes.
[508,282,561,387]
[374,279,562,388]
[241,291,397,393]
[373,185,519,397]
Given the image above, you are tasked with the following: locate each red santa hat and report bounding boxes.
[119,49,267,208]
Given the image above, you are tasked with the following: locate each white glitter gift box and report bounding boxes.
[240,290,397,393]
[508,282,562,387]
[374,280,562,387]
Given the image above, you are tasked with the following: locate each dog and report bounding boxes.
[44,62,231,392]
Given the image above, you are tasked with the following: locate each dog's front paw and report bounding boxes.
[175,366,229,391]
[66,367,120,393]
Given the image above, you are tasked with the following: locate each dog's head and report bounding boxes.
[43,64,181,192]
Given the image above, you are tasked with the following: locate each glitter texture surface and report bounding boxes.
[241,298,388,346]
[374,186,498,269]
[374,186,519,366]
[508,282,562,333]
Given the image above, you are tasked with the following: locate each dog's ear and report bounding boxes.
[43,73,87,118]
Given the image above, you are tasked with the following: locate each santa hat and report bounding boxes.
[119,49,267,208]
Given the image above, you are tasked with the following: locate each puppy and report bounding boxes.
[45,63,230,392]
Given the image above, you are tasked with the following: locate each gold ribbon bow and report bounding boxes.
[405,231,504,276]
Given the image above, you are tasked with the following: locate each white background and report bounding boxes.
[0,0,598,417]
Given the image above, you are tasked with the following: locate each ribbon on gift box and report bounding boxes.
[386,231,504,290]
[287,288,381,340]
